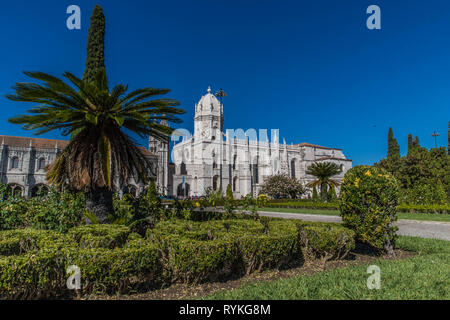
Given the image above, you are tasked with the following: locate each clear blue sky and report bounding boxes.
[1,0,449,165]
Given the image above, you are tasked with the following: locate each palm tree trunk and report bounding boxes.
[85,188,113,224]
[320,183,328,202]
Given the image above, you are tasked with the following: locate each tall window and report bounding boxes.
[290,159,296,178]
[11,157,19,169]
[233,154,237,170]
[252,156,259,184]
[233,176,239,192]
[213,175,219,191]
[180,162,187,175]
[38,158,46,170]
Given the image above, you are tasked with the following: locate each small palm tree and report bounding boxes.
[306,162,342,202]
[7,70,185,223]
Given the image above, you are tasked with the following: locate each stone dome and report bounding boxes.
[197,86,221,113]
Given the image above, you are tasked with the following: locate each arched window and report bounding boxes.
[180,162,187,175]
[31,184,49,197]
[233,154,237,170]
[38,158,46,170]
[11,157,19,169]
[290,159,296,178]
[177,183,190,198]
[212,175,220,191]
[7,184,23,197]
[340,164,345,172]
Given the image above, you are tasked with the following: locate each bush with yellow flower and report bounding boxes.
[339,165,399,256]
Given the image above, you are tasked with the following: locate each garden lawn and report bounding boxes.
[205,236,450,300]
[258,207,450,222]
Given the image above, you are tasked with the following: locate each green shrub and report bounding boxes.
[67,244,162,294]
[67,224,130,249]
[0,189,84,232]
[297,223,355,262]
[0,248,68,299]
[0,219,356,298]
[339,165,399,255]
[0,229,66,256]
[154,236,238,283]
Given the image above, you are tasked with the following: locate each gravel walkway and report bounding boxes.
[255,211,450,241]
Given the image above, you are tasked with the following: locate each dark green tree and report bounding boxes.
[225,183,234,201]
[387,127,400,159]
[327,185,338,202]
[83,5,106,84]
[407,134,413,154]
[312,186,319,201]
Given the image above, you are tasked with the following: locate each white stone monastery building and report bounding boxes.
[171,87,352,198]
[0,87,352,199]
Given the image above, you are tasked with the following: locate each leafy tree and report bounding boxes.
[7,71,184,223]
[260,174,304,199]
[83,5,106,84]
[306,162,341,202]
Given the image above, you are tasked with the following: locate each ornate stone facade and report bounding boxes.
[171,87,353,198]
[0,135,164,197]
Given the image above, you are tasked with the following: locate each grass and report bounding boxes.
[258,207,450,222]
[205,236,450,300]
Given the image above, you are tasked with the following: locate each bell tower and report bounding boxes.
[194,86,223,142]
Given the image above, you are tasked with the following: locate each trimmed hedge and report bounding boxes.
[264,201,450,214]
[0,219,355,299]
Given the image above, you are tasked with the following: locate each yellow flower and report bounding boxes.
[364,170,372,176]
[195,202,200,207]
[354,178,360,188]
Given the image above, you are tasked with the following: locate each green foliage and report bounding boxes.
[83,5,106,84]
[0,218,355,298]
[327,185,337,203]
[225,184,233,201]
[0,186,84,232]
[259,174,305,199]
[378,130,450,205]
[297,223,355,261]
[306,162,341,202]
[339,165,399,254]
[387,127,400,160]
[312,187,319,202]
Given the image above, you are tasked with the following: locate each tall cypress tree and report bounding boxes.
[407,134,413,154]
[83,5,106,84]
[387,127,400,159]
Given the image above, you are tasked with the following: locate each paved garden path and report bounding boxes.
[254,211,450,241]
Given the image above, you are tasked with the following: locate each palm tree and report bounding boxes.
[7,70,185,223]
[305,162,342,202]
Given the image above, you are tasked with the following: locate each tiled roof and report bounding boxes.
[0,135,69,149]
[0,135,155,157]
[293,142,342,150]
[137,146,156,157]
[315,156,352,161]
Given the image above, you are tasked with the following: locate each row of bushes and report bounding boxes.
[0,218,355,299]
[264,200,450,214]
